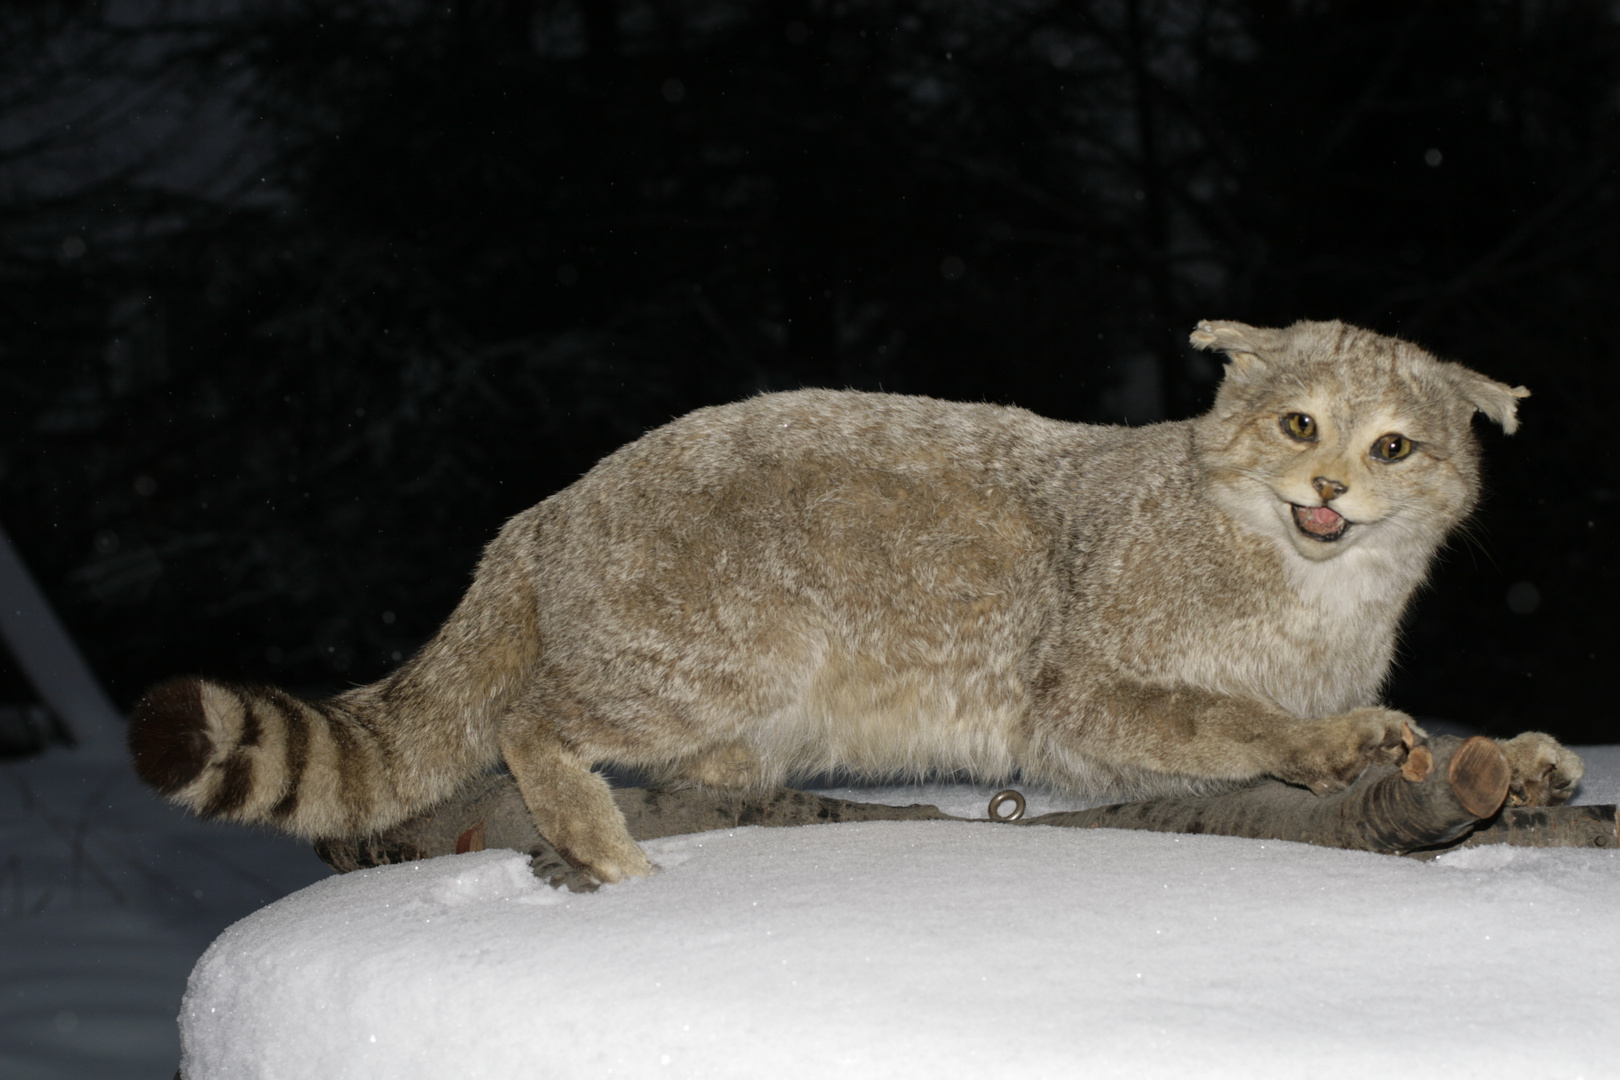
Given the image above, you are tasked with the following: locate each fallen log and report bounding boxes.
[312,734,1614,889]
[1413,802,1619,857]
[314,773,956,891]
[1012,734,1522,855]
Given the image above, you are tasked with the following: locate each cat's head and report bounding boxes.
[1188,319,1527,564]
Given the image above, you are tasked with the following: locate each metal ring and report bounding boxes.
[988,789,1026,822]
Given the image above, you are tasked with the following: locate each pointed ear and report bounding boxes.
[1445,364,1530,434]
[1189,319,1276,379]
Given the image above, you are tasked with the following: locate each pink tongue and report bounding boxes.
[1298,505,1345,535]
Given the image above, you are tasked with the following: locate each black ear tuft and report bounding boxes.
[128,677,214,793]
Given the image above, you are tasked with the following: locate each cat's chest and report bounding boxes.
[1245,549,1412,714]
[1121,536,1414,717]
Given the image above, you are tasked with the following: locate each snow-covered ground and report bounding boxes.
[0,742,330,1080]
[5,744,1619,1080]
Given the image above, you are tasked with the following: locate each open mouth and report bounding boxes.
[1291,503,1350,542]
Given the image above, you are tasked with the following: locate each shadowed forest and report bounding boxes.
[1,0,1616,744]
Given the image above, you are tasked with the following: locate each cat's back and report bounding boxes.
[549,388,1167,534]
[593,388,1093,485]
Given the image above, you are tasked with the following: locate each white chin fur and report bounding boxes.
[1284,522,1355,561]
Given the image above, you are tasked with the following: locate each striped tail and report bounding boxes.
[128,507,544,838]
[128,678,420,837]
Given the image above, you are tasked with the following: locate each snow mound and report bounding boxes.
[180,809,1620,1079]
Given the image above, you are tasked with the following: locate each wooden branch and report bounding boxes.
[312,735,1615,889]
[1016,735,1518,855]
[314,773,957,891]
[1424,803,1619,857]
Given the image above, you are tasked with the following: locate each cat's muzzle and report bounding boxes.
[1292,503,1349,542]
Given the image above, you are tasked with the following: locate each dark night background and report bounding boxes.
[1,0,1616,748]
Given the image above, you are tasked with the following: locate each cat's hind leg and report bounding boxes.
[497,706,653,884]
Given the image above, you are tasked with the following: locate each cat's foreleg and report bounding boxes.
[1056,683,1418,795]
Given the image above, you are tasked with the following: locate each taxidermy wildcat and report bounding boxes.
[130,319,1583,884]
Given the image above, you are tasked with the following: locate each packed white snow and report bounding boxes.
[0,742,330,1080]
[176,755,1620,1080]
[5,742,1617,1079]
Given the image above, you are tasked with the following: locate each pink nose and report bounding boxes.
[1313,476,1347,500]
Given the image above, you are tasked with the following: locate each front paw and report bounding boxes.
[1497,732,1583,806]
[1276,708,1420,795]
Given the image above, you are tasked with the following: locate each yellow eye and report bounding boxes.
[1371,433,1413,462]
[1281,413,1316,441]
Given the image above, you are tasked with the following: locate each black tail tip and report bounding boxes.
[129,677,213,794]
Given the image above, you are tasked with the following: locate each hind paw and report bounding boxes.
[538,811,654,886]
